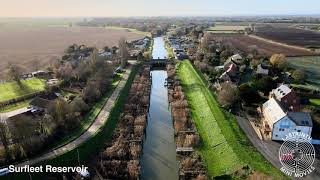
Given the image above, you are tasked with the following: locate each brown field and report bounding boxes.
[210,33,319,57]
[254,24,320,48]
[0,26,144,79]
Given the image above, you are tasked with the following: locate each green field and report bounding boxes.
[288,56,320,87]
[104,26,151,37]
[207,25,249,33]
[310,99,320,106]
[177,61,285,178]
[0,79,46,103]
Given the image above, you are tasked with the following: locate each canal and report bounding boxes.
[140,37,179,180]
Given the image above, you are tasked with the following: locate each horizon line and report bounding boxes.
[1,14,320,19]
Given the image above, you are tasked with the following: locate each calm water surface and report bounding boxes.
[140,37,179,180]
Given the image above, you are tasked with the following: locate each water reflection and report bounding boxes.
[140,37,178,180]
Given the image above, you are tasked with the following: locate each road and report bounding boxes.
[0,107,30,118]
[236,116,320,179]
[16,64,133,166]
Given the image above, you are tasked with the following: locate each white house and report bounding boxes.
[256,64,269,75]
[231,54,242,62]
[262,98,312,141]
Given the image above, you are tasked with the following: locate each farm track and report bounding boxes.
[254,25,320,48]
[248,34,315,54]
[210,33,318,56]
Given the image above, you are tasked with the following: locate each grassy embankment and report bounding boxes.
[164,38,175,59]
[310,99,320,106]
[0,78,45,103]
[144,38,154,60]
[4,64,140,180]
[177,60,285,178]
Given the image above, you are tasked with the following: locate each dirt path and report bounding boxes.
[16,63,134,167]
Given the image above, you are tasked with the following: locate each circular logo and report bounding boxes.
[279,132,315,177]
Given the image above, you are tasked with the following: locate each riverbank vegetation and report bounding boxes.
[167,64,207,179]
[177,60,285,179]
[95,65,151,179]
[165,39,175,59]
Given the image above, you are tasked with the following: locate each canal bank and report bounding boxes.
[140,37,179,180]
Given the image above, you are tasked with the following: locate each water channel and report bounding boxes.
[140,37,179,180]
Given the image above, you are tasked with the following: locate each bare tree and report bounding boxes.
[70,97,89,113]
[217,82,239,108]
[0,116,10,161]
[7,63,22,82]
[32,59,41,71]
[292,70,306,82]
[201,33,211,51]
[270,54,287,70]
[118,37,129,68]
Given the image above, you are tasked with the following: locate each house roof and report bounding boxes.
[231,54,242,61]
[287,112,313,127]
[273,84,292,100]
[226,63,238,73]
[30,97,52,109]
[263,98,286,125]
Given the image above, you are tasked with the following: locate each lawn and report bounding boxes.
[310,99,320,106]
[0,78,45,103]
[177,60,285,178]
[288,56,320,87]
[291,83,320,92]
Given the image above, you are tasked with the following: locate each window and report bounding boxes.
[280,121,290,129]
[297,130,301,132]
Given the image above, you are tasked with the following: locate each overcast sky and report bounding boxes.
[0,0,319,17]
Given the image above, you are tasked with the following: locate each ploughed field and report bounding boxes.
[210,33,318,56]
[254,25,320,48]
[0,26,144,79]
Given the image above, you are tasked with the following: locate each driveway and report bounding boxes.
[16,63,133,166]
[235,116,320,180]
[0,107,30,118]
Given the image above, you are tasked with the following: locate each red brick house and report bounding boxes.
[270,84,300,112]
